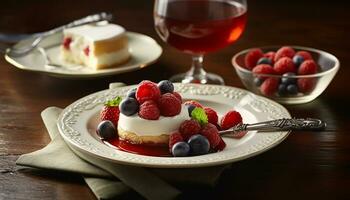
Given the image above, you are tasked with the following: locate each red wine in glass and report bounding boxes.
[154,0,247,84]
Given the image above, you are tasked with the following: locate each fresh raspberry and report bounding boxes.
[274,57,296,74]
[172,92,182,103]
[179,119,201,140]
[244,48,264,70]
[200,123,221,148]
[100,97,122,126]
[220,110,243,130]
[136,80,161,104]
[298,60,318,75]
[184,100,203,108]
[168,131,183,152]
[297,78,316,93]
[100,106,120,127]
[204,107,218,125]
[213,137,226,151]
[252,64,276,78]
[63,37,72,50]
[158,93,181,117]
[260,78,279,96]
[83,46,90,56]
[296,51,313,60]
[138,100,160,120]
[264,51,276,64]
[274,46,295,62]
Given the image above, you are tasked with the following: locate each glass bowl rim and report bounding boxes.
[232,45,340,78]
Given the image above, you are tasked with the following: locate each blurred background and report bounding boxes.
[0,0,348,90]
[1,0,348,46]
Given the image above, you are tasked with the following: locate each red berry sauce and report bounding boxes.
[104,137,171,157]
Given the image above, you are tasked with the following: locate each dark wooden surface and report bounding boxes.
[1,0,350,199]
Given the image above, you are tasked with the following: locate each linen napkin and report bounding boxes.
[16,83,229,200]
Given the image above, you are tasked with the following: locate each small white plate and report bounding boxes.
[57,83,291,168]
[5,32,162,78]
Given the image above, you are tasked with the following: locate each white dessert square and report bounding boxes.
[61,23,130,69]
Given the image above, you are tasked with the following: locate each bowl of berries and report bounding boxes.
[232,46,339,104]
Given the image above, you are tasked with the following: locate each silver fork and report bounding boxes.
[219,118,326,136]
[6,12,112,57]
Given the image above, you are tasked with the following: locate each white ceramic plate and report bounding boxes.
[57,83,291,168]
[5,32,162,78]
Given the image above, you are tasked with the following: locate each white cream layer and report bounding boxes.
[118,105,190,136]
[63,23,125,41]
[62,47,130,69]
[61,35,130,69]
[61,34,90,65]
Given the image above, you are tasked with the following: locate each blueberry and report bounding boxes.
[278,84,288,96]
[158,80,174,94]
[188,134,210,156]
[126,88,137,98]
[281,72,296,85]
[119,97,139,116]
[171,142,190,157]
[287,84,298,95]
[97,120,116,140]
[186,104,196,117]
[257,57,272,65]
[254,77,264,87]
[293,55,304,67]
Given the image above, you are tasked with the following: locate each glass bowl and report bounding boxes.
[232,46,339,104]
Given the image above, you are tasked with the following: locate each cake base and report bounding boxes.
[117,127,169,146]
[95,53,131,70]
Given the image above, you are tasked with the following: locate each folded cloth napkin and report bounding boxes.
[16,83,229,200]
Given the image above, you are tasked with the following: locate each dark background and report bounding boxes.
[0,0,350,199]
[0,0,349,90]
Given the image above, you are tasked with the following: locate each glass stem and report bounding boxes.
[187,55,206,81]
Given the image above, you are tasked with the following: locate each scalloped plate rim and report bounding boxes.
[57,83,291,168]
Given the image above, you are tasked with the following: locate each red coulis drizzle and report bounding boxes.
[104,137,171,157]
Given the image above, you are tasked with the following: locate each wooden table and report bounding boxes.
[1,0,349,199]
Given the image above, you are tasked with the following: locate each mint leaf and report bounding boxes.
[105,96,122,107]
[191,107,208,126]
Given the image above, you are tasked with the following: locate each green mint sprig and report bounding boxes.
[191,107,208,126]
[105,96,122,106]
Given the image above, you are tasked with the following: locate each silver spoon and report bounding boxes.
[219,118,326,136]
[6,12,112,57]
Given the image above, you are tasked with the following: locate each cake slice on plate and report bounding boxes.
[61,23,130,69]
[97,80,235,157]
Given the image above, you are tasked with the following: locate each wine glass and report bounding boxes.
[154,0,247,85]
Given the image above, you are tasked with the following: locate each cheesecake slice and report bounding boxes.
[117,105,190,146]
[61,23,130,69]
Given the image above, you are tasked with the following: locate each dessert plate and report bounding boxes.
[57,84,291,168]
[4,32,162,78]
